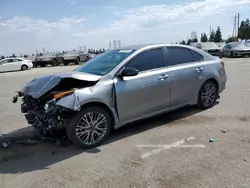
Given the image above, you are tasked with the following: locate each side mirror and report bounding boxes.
[120,67,139,77]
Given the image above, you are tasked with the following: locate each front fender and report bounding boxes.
[56,81,118,123]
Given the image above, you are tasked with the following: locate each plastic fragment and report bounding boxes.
[209,138,216,143]
[2,142,9,148]
[220,130,227,133]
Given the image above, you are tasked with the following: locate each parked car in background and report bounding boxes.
[0,57,33,73]
[34,52,64,67]
[195,42,222,58]
[215,42,226,48]
[13,44,227,148]
[62,50,90,66]
[189,42,199,48]
[222,42,250,57]
[245,40,250,47]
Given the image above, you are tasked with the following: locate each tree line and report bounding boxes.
[177,18,250,45]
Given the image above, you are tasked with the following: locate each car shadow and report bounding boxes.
[0,103,217,174]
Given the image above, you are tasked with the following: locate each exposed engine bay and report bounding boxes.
[12,72,100,144]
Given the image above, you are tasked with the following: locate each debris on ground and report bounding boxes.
[2,142,10,148]
[209,138,216,143]
[220,130,227,133]
[16,138,44,145]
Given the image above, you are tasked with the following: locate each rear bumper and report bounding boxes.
[218,69,227,93]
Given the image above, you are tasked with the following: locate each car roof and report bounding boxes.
[1,57,24,60]
[117,43,199,50]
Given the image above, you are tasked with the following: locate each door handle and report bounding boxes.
[158,74,168,80]
[196,67,203,72]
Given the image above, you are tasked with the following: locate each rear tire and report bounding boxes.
[66,106,112,149]
[52,59,58,67]
[21,65,28,71]
[197,80,218,109]
[75,58,80,65]
[63,61,69,66]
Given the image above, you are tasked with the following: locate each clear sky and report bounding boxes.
[0,0,250,55]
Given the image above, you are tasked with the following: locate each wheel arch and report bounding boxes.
[21,64,28,69]
[80,101,116,128]
[204,78,219,90]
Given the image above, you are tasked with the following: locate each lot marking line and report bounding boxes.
[136,136,205,159]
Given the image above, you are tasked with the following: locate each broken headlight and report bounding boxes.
[53,90,74,100]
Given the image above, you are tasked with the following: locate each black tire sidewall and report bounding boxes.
[197,80,218,109]
[52,59,57,66]
[21,65,28,70]
[66,106,112,149]
[75,58,80,65]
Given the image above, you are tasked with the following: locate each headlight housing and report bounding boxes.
[54,90,74,100]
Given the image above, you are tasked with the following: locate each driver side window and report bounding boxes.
[126,48,164,72]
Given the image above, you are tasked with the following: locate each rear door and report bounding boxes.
[12,58,24,70]
[165,47,205,107]
[114,48,171,122]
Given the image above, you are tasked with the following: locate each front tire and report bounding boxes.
[197,80,218,109]
[66,106,112,149]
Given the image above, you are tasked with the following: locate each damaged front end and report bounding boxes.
[12,72,100,141]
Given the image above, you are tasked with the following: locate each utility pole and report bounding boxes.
[232,14,236,37]
[210,26,211,36]
[237,13,240,37]
[109,42,112,50]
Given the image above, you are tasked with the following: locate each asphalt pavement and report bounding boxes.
[0,59,250,188]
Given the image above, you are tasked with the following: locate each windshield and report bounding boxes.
[75,49,136,76]
[201,42,218,49]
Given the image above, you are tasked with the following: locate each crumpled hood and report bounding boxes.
[21,72,101,99]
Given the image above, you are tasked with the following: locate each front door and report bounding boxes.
[0,59,15,72]
[115,48,171,123]
[165,47,205,107]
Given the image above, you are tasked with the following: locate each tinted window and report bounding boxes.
[13,59,23,62]
[126,48,164,72]
[2,59,14,64]
[192,51,203,61]
[167,47,194,66]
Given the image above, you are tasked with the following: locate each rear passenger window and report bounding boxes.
[167,47,194,66]
[126,48,164,72]
[192,51,203,62]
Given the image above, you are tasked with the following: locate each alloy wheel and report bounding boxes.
[201,83,217,107]
[76,112,108,145]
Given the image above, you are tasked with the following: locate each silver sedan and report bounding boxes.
[15,44,227,148]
